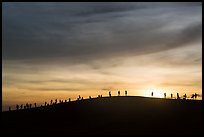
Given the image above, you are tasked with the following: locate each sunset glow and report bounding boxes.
[2,2,202,111]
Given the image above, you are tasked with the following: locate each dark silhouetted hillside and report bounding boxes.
[2,96,202,135]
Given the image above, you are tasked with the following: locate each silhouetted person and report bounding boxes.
[26,103,29,109]
[164,93,166,98]
[24,105,26,109]
[183,94,187,100]
[79,95,81,100]
[118,91,120,96]
[177,93,180,99]
[109,91,111,97]
[20,104,23,109]
[191,93,199,100]
[89,96,91,99]
[69,98,71,102]
[101,95,102,97]
[151,92,153,97]
[45,102,47,106]
[171,93,173,99]
[29,104,32,109]
[81,97,83,100]
[65,99,67,102]
[9,106,11,111]
[34,103,37,108]
[125,90,127,96]
[16,104,19,110]
[50,100,53,105]
[194,93,198,99]
[55,99,57,104]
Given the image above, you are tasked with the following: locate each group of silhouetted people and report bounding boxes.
[9,90,130,111]
[9,90,199,111]
[109,90,128,97]
[151,92,199,100]
[9,97,73,111]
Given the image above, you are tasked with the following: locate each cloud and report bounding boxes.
[2,2,202,68]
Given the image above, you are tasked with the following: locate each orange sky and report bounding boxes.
[2,2,202,111]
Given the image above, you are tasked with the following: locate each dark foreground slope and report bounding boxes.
[2,96,203,135]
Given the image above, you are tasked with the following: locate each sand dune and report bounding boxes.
[2,96,202,135]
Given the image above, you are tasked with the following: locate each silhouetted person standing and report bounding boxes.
[50,100,53,105]
[125,90,127,96]
[89,96,91,99]
[69,98,71,102]
[151,92,153,97]
[171,93,173,99]
[177,93,180,99]
[9,106,11,111]
[79,95,81,100]
[55,99,57,104]
[109,91,111,97]
[34,103,37,108]
[118,91,120,96]
[20,104,23,109]
[45,102,47,106]
[164,93,166,98]
[29,104,32,109]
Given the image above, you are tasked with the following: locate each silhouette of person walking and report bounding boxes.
[118,91,120,96]
[171,93,173,99]
[109,91,111,97]
[177,93,180,99]
[125,90,127,96]
[164,93,166,98]
[151,92,153,97]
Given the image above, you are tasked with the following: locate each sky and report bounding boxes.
[2,2,202,111]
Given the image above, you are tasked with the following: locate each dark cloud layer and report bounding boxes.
[2,2,202,65]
